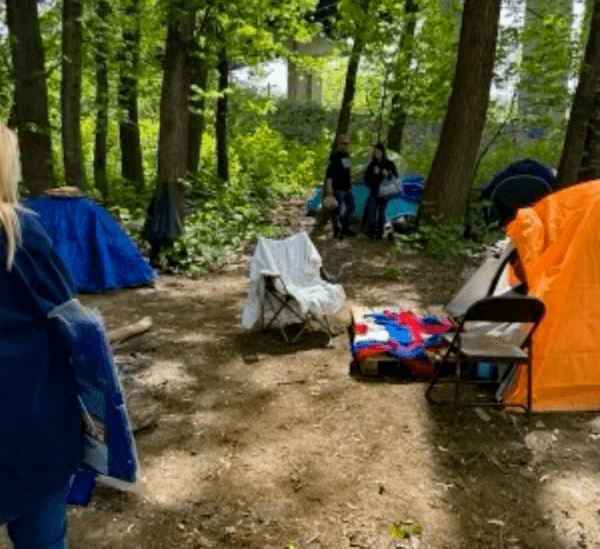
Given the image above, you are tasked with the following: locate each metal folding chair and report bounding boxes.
[425,295,545,420]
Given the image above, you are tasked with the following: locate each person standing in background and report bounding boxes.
[324,134,356,239]
[364,142,398,239]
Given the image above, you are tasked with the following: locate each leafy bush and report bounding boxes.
[391,218,503,258]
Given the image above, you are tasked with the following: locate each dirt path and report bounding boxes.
[2,198,600,549]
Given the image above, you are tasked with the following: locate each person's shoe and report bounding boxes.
[333,226,340,238]
[342,229,356,237]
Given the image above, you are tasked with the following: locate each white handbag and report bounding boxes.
[378,175,401,198]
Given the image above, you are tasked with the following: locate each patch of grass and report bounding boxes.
[389,523,423,538]
[411,524,423,535]
[382,265,404,279]
[389,525,409,538]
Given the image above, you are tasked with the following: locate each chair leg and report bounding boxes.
[425,335,457,402]
[452,357,462,414]
[526,358,532,423]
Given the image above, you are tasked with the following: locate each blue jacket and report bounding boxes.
[0,208,83,522]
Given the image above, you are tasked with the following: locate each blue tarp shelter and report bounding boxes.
[306,172,424,223]
[480,158,556,224]
[22,195,156,293]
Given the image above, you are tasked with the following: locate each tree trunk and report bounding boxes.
[422,0,501,221]
[215,39,229,181]
[93,0,111,199]
[187,51,209,175]
[387,0,418,153]
[119,0,145,190]
[154,1,195,223]
[62,0,86,189]
[336,34,364,137]
[6,0,55,193]
[387,105,408,154]
[579,76,600,180]
[557,0,600,187]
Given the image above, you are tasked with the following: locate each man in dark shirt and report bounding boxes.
[325,134,356,238]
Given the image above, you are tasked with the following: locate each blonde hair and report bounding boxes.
[0,124,22,269]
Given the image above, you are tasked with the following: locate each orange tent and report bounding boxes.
[502,181,600,411]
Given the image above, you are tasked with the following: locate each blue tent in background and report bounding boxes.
[306,173,423,223]
[480,158,556,224]
[22,195,156,293]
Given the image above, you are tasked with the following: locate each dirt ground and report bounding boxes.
[2,197,600,549]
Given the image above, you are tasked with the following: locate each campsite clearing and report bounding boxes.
[2,197,599,549]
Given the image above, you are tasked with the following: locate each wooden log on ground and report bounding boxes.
[108,316,153,345]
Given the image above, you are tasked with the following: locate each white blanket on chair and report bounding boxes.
[240,232,345,330]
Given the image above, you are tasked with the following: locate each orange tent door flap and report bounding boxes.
[503,181,600,412]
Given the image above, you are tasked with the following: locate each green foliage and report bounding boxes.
[382,265,404,279]
[391,217,502,259]
[518,6,577,126]
[152,171,285,274]
[389,525,409,538]
[268,98,338,144]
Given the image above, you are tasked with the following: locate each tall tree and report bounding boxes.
[5,0,55,193]
[215,35,229,181]
[422,0,501,220]
[336,33,364,137]
[387,0,418,153]
[62,0,86,189]
[335,0,371,137]
[93,0,111,198]
[154,0,195,222]
[556,0,600,186]
[118,0,145,190]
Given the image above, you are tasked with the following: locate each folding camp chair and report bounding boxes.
[240,232,346,344]
[260,273,334,343]
[425,295,545,420]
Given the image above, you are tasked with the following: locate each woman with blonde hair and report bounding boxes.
[0,122,83,549]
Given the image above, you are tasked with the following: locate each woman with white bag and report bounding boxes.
[363,143,398,239]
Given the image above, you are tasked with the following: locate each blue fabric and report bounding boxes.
[305,186,321,214]
[305,181,419,222]
[479,158,556,223]
[21,196,155,293]
[0,209,83,523]
[5,483,68,549]
[35,296,139,508]
[352,339,427,359]
[50,299,139,503]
